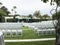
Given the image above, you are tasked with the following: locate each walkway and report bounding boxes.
[4,38,55,42]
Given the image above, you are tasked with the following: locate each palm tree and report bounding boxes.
[11,9,13,15]
[13,6,16,9]
[13,6,17,15]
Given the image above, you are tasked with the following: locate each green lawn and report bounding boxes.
[4,26,55,39]
[5,40,55,45]
[5,26,55,45]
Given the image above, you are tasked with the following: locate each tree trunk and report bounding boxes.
[56,19,60,45]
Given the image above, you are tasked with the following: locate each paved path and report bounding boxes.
[4,38,56,42]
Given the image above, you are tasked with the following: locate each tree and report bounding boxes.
[13,6,17,14]
[1,6,10,15]
[0,9,8,22]
[0,7,10,22]
[33,11,42,19]
[0,2,2,5]
[11,9,13,15]
[42,0,60,45]
[28,14,32,19]
[52,11,60,20]
[42,0,60,6]
[13,6,16,9]
[42,14,50,19]
[0,2,10,22]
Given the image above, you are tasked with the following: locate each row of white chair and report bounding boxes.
[1,29,22,37]
[22,23,55,36]
[36,29,55,36]
[0,23,23,37]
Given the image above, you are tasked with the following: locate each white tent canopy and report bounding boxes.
[5,17,13,22]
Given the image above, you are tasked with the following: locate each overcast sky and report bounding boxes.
[0,0,57,16]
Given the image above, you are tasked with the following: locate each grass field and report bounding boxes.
[5,40,55,45]
[4,26,55,39]
[5,26,55,45]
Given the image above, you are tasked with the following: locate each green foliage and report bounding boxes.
[42,14,50,19]
[7,18,18,22]
[0,9,7,16]
[13,6,17,9]
[0,2,2,5]
[1,6,10,15]
[52,11,60,20]
[13,6,17,14]
[33,11,42,18]
[42,0,48,3]
[28,14,32,19]
[42,0,60,6]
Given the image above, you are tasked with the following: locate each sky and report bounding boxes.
[0,0,57,16]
